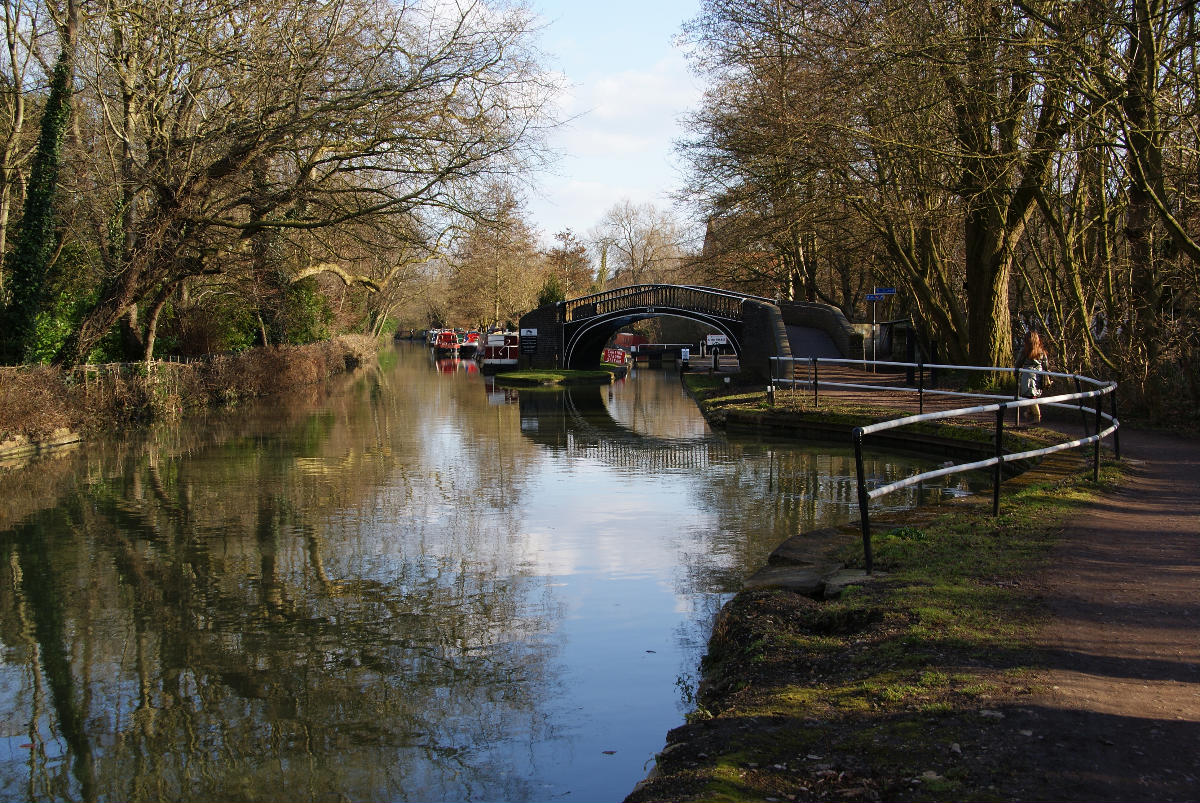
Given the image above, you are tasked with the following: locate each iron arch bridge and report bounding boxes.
[557,284,774,369]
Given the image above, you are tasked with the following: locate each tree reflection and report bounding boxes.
[0,348,979,802]
[0,347,561,802]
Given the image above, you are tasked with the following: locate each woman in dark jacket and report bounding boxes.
[1015,330,1049,423]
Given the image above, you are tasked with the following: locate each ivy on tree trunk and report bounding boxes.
[0,22,75,364]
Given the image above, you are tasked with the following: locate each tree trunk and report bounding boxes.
[0,0,77,363]
[120,305,143,361]
[1122,0,1164,367]
[53,268,140,366]
[142,284,176,362]
[964,206,1014,368]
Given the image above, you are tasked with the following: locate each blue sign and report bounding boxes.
[873,287,896,295]
[865,294,885,302]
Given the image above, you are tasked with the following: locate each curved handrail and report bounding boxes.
[560,284,774,324]
[671,284,777,304]
[562,283,774,307]
[769,356,1120,573]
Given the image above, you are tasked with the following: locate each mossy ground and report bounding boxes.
[493,368,619,386]
[628,375,1125,803]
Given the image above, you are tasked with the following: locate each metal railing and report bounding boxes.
[770,356,1119,573]
[560,284,768,324]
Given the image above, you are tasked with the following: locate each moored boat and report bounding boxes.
[432,330,460,357]
[458,331,483,358]
[479,331,520,373]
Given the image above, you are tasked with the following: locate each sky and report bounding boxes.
[525,0,704,245]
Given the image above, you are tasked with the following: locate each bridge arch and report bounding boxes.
[564,308,743,369]
[518,284,792,378]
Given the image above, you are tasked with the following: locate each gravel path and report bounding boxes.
[796,368,1200,799]
[999,425,1200,801]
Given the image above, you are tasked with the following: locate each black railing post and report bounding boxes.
[811,357,819,409]
[918,357,925,415]
[994,404,1006,516]
[853,428,873,574]
[1093,392,1103,482]
[1110,386,1121,460]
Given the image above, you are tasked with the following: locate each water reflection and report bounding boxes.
[0,344,973,802]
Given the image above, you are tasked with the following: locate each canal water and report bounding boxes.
[0,343,973,802]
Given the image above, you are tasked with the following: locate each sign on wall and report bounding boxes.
[520,328,537,355]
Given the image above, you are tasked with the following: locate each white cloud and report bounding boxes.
[531,53,702,240]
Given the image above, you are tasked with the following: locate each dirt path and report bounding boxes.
[990,426,1200,801]
[792,371,1200,799]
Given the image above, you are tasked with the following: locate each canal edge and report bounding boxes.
[628,379,1103,800]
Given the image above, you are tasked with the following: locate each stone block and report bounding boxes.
[742,566,827,596]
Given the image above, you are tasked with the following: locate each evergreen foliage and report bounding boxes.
[1,47,74,364]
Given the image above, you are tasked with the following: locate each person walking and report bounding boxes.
[1015,330,1050,423]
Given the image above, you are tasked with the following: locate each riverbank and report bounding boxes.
[627,376,1132,802]
[0,335,377,462]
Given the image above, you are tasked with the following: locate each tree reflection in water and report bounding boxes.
[0,345,975,801]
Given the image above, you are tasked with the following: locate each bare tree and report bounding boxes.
[0,0,77,363]
[45,0,559,365]
[0,0,52,301]
[447,184,541,329]
[683,1,1118,367]
[592,199,686,287]
[542,229,593,297]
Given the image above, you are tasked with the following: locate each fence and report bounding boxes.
[770,356,1120,573]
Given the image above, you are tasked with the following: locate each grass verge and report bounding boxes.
[493,368,617,386]
[629,457,1123,803]
[626,376,1125,802]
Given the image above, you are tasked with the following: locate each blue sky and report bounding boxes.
[526,0,704,244]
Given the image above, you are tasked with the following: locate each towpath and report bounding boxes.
[812,368,1200,799]
[998,424,1200,801]
[693,360,1199,797]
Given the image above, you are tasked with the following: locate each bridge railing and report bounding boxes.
[770,356,1119,573]
[672,285,776,304]
[561,284,757,323]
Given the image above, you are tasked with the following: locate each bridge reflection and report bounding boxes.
[513,382,972,515]
[518,384,717,467]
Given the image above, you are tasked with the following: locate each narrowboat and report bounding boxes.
[432,329,460,357]
[458,331,483,358]
[479,332,520,373]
